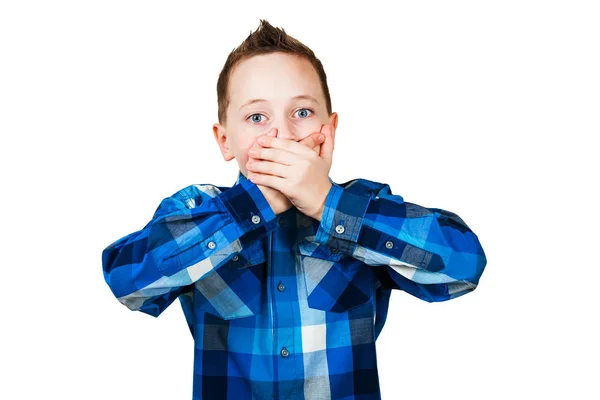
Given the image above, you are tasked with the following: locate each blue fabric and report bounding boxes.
[102,170,487,399]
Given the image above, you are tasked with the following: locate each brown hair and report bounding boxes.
[216,19,332,126]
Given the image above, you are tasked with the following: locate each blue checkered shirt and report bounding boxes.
[102,170,487,399]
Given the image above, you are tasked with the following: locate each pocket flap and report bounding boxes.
[194,240,267,320]
[298,240,372,313]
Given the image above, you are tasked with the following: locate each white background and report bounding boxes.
[1,1,598,399]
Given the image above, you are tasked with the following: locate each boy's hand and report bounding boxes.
[246,124,335,221]
[246,128,325,215]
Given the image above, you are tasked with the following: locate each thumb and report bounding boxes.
[319,124,334,162]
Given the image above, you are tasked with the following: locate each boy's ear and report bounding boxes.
[212,123,235,162]
[328,112,339,136]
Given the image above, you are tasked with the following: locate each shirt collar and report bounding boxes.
[234,169,247,186]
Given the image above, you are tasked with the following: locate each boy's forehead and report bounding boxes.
[237,94,320,112]
[229,53,322,105]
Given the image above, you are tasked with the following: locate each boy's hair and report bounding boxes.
[216,19,332,126]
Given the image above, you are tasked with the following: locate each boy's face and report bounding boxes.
[213,52,338,178]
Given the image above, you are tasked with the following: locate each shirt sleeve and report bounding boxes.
[101,178,279,317]
[313,180,487,302]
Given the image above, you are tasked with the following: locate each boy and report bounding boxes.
[102,19,487,400]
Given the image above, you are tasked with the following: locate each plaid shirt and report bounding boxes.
[102,170,487,400]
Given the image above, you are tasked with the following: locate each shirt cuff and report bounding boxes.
[314,182,371,254]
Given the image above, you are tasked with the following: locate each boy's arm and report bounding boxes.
[101,179,279,317]
[313,179,487,302]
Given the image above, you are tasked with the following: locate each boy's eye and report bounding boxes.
[248,114,264,123]
[295,108,313,118]
[246,108,313,124]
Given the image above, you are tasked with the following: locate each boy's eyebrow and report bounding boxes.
[239,95,319,111]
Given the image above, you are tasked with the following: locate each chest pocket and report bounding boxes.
[298,240,373,313]
[193,240,266,320]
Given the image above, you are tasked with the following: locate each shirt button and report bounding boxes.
[251,215,261,224]
[331,248,339,253]
[280,348,289,357]
[278,217,285,226]
[335,224,345,234]
[232,254,239,261]
[385,240,394,249]
[207,241,216,250]
[277,282,285,292]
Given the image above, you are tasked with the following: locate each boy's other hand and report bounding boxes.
[246,124,335,221]
[246,128,324,215]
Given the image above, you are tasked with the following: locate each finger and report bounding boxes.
[249,128,288,168]
[248,146,298,166]
[256,128,277,146]
[299,131,325,149]
[257,133,318,156]
[248,128,277,161]
[247,158,291,178]
[248,171,285,191]
[250,127,315,165]
[299,133,325,155]
[319,124,335,161]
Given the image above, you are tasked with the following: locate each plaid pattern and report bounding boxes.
[102,170,487,399]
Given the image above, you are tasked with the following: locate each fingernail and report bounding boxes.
[317,134,324,142]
